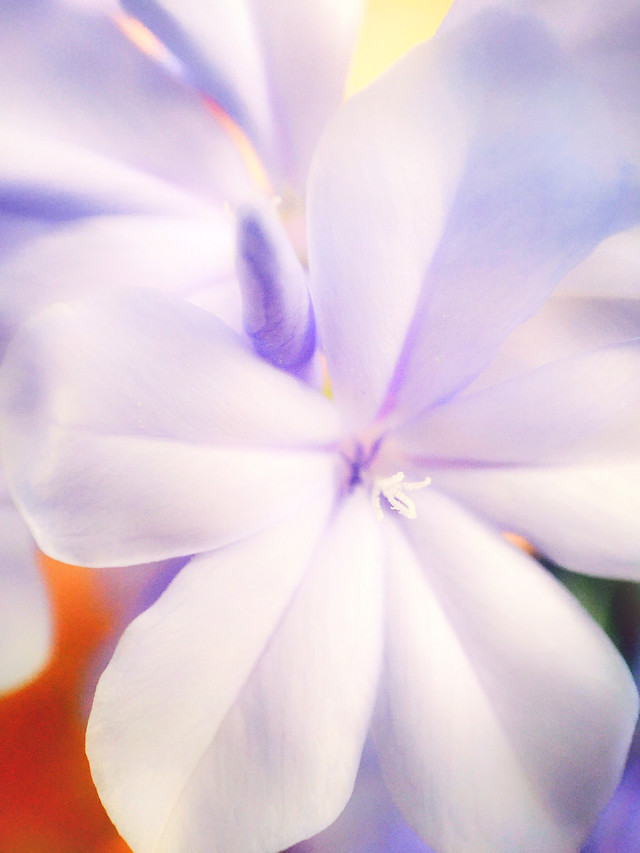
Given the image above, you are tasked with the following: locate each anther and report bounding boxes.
[372,472,432,521]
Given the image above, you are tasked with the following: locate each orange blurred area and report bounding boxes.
[0,555,131,853]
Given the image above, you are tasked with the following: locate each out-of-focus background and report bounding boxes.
[1,1,639,851]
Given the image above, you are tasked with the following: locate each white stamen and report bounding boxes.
[372,471,432,521]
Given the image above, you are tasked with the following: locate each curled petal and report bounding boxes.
[87,492,383,853]
[236,199,315,371]
[373,491,637,852]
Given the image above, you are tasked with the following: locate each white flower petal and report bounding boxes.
[373,491,637,852]
[558,225,640,299]
[1,289,342,566]
[87,491,383,853]
[287,742,431,853]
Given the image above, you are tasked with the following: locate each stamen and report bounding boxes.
[372,472,431,521]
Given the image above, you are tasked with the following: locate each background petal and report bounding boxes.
[87,492,383,853]
[442,0,640,161]
[0,0,251,208]
[373,492,637,852]
[0,126,211,222]
[307,9,640,429]
[120,0,364,188]
[1,289,342,565]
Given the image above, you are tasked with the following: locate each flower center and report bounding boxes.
[343,439,431,521]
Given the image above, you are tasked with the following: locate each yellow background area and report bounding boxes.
[349,0,454,93]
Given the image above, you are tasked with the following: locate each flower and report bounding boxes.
[2,7,640,853]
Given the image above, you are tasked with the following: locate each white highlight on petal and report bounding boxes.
[371,471,431,521]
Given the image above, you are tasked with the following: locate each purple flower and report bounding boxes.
[2,7,640,852]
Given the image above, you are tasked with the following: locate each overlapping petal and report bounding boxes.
[395,340,640,465]
[120,0,364,188]
[0,494,51,693]
[432,464,640,579]
[87,492,383,853]
[0,289,342,566]
[373,492,637,852]
[308,9,640,429]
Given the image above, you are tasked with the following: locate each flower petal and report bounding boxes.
[1,289,342,566]
[0,494,51,693]
[395,340,640,465]
[453,226,640,395]
[120,0,364,188]
[87,491,383,853]
[0,0,251,208]
[432,464,640,578]
[0,213,239,350]
[373,491,637,852]
[307,9,640,429]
